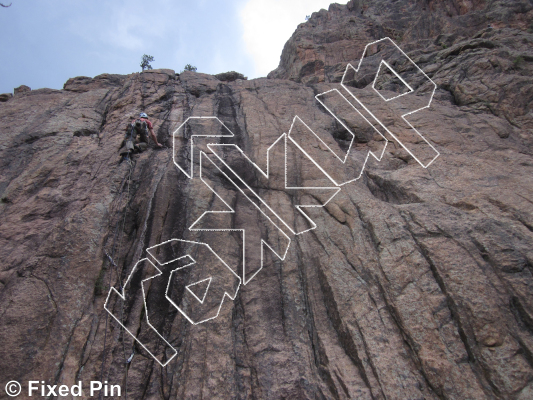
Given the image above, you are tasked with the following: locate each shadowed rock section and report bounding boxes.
[1,0,533,398]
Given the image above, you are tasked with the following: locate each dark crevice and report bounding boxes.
[411,236,500,399]
[375,278,446,399]
[315,263,378,399]
[289,235,340,398]
[365,172,423,204]
[511,296,533,336]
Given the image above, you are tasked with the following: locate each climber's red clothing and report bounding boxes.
[129,117,153,129]
[140,117,153,130]
[127,116,162,148]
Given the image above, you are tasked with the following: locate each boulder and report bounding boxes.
[13,84,30,94]
[0,93,12,102]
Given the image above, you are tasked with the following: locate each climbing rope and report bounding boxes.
[98,156,135,400]
[97,72,176,396]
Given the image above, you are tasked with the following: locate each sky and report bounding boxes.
[0,0,338,94]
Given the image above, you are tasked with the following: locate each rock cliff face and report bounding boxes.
[1,1,533,399]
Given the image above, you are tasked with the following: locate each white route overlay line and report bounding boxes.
[146,239,242,326]
[194,151,292,285]
[314,88,388,167]
[187,153,245,283]
[207,132,340,237]
[314,90,388,186]
[104,257,180,367]
[105,37,440,365]
[372,60,414,102]
[172,116,234,179]
[340,37,439,168]
[186,277,212,304]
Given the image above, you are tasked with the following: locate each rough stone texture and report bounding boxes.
[13,84,31,95]
[0,93,12,102]
[1,1,533,399]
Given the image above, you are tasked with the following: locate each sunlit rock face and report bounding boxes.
[1,0,533,398]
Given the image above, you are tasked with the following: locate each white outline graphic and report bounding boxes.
[104,257,178,367]
[194,151,292,285]
[172,116,234,179]
[372,60,414,102]
[207,132,341,237]
[315,89,388,164]
[151,239,241,325]
[105,37,440,365]
[340,37,439,168]
[186,277,212,304]
[314,89,388,185]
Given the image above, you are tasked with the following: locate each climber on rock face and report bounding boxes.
[120,112,163,160]
[137,113,163,148]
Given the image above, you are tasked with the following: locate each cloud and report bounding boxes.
[67,1,175,51]
[105,10,147,50]
[239,0,334,78]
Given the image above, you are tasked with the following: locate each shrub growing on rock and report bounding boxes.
[141,54,154,71]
